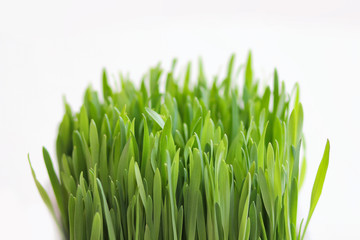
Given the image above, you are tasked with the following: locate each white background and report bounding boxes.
[1,0,359,239]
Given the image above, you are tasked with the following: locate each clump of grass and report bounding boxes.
[29,53,329,240]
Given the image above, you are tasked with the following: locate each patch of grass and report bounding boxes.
[29,53,329,240]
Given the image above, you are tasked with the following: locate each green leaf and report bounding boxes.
[90,120,99,168]
[74,188,85,240]
[288,103,303,146]
[153,168,162,240]
[239,173,251,240]
[149,66,162,108]
[249,202,258,240]
[184,62,191,93]
[184,183,199,240]
[258,169,274,227]
[90,212,102,240]
[141,115,150,175]
[42,147,66,228]
[299,156,307,190]
[28,155,60,228]
[290,178,298,229]
[128,157,136,201]
[302,140,330,239]
[215,202,224,239]
[166,151,178,240]
[171,150,180,198]
[145,107,165,129]
[60,171,76,196]
[224,54,235,97]
[257,121,268,170]
[102,69,113,102]
[144,225,151,240]
[68,195,76,240]
[231,91,240,141]
[197,196,206,240]
[134,162,147,207]
[219,160,230,239]
[99,134,108,193]
[245,51,253,90]
[97,179,116,240]
[79,105,89,143]
[201,111,215,150]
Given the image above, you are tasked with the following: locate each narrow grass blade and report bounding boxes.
[302,140,330,239]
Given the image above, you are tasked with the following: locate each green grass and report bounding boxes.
[29,53,329,240]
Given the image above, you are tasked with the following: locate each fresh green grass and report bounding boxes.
[29,53,329,240]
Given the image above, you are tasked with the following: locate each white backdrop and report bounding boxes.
[1,0,359,239]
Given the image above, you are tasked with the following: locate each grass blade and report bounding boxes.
[145,107,165,129]
[97,179,116,240]
[302,140,330,239]
[90,212,102,240]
